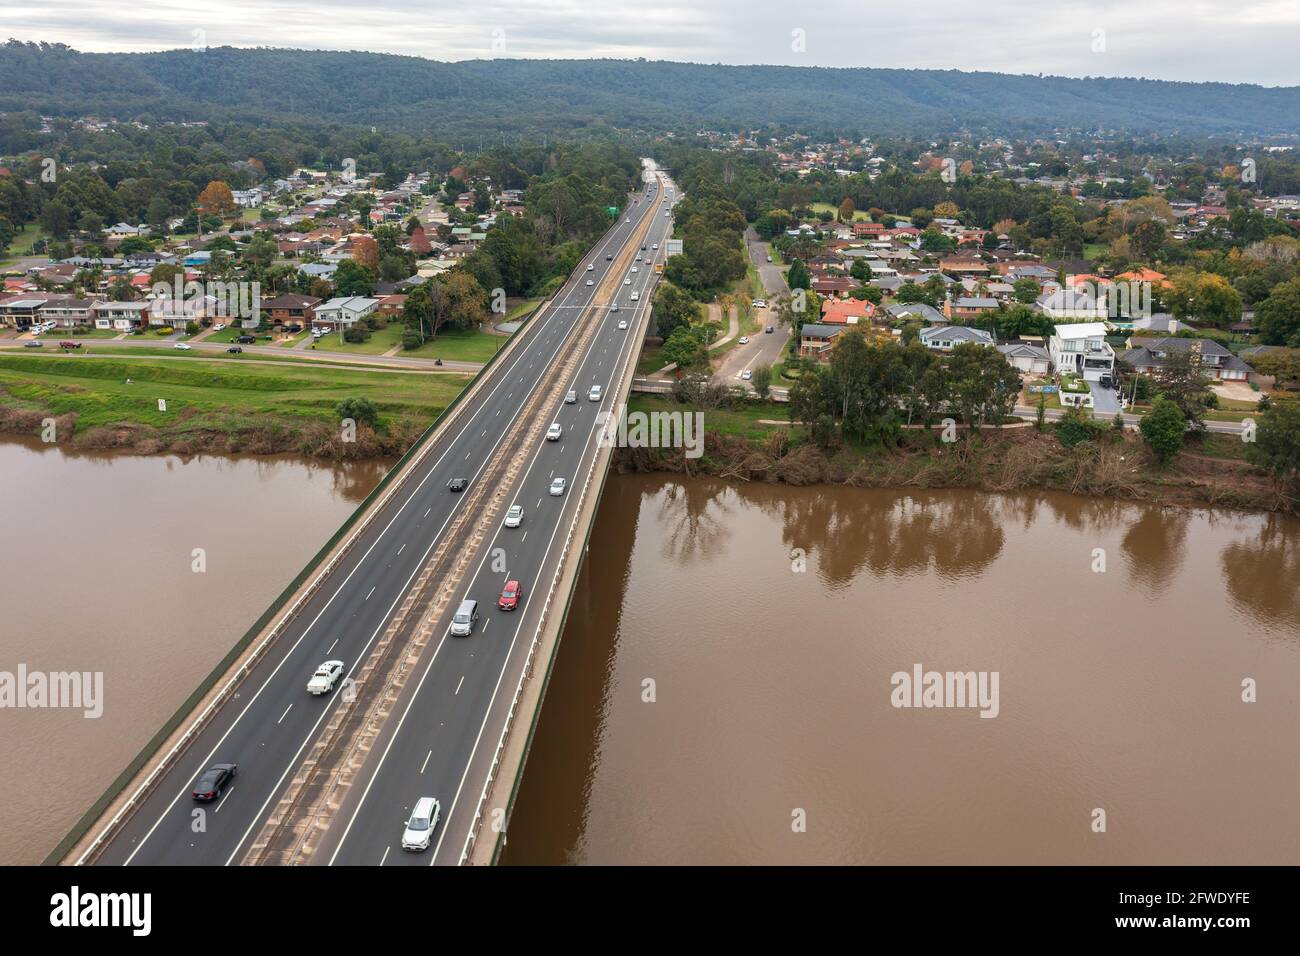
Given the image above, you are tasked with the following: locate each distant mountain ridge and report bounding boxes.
[3,41,1299,139]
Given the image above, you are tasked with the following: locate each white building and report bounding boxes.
[314,296,379,329]
[1049,322,1115,382]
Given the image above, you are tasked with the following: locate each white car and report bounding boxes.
[588,384,602,401]
[617,320,628,331]
[625,218,631,223]
[173,342,192,350]
[586,263,595,271]
[212,323,226,332]
[401,796,441,852]
[652,243,658,250]
[549,477,567,496]
[741,369,753,381]
[631,266,638,273]
[624,278,632,285]
[504,504,523,528]
[765,255,773,262]
[546,422,562,441]
[306,660,345,695]
[565,389,577,404]
[586,279,594,286]
[739,336,749,344]
[630,291,639,301]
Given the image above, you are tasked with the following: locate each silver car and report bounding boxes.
[549,477,567,496]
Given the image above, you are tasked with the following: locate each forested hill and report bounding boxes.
[4,41,1300,139]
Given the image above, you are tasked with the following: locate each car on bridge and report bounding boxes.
[588,385,602,401]
[504,504,524,528]
[450,599,479,637]
[306,660,345,695]
[497,580,522,611]
[447,477,468,492]
[587,263,595,271]
[546,422,563,441]
[401,796,441,852]
[617,320,628,331]
[586,279,594,286]
[549,477,567,496]
[630,291,639,301]
[565,389,577,404]
[191,763,237,802]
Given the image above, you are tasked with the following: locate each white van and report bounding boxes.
[401,796,441,851]
[450,599,479,637]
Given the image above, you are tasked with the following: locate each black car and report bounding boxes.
[227,346,243,354]
[191,763,237,802]
[605,254,613,261]
[765,325,774,333]
[640,245,647,251]
[447,478,468,492]
[236,335,256,344]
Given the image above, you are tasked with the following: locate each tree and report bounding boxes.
[786,257,810,291]
[40,199,72,239]
[1152,349,1212,429]
[837,197,856,222]
[849,258,873,282]
[751,364,772,398]
[661,325,709,371]
[1140,397,1186,466]
[351,235,379,272]
[1257,278,1300,347]
[336,397,379,427]
[1246,400,1300,495]
[333,259,374,296]
[945,342,1022,428]
[651,281,698,340]
[1012,277,1041,304]
[197,181,236,218]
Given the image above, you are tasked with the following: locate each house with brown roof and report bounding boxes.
[263,293,321,326]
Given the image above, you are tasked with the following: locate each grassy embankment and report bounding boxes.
[0,353,469,458]
[621,394,1289,514]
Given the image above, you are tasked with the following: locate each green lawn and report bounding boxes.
[504,298,543,322]
[311,324,406,356]
[0,353,469,435]
[402,327,505,364]
[0,224,45,266]
[809,202,869,222]
[627,394,788,442]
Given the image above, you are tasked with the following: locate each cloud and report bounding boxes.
[3,0,1297,85]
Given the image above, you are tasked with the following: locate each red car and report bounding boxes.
[497,580,521,611]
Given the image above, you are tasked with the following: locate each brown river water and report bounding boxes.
[502,474,1300,865]
[0,435,389,864]
[3,437,1297,866]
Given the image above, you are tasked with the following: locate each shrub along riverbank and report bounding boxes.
[0,354,469,459]
[618,394,1296,515]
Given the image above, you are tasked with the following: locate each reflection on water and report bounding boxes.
[504,475,1300,865]
[0,435,390,864]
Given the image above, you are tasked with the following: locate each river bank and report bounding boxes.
[0,353,468,460]
[615,397,1291,515]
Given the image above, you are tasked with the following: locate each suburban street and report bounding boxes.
[713,228,792,387]
[85,167,675,866]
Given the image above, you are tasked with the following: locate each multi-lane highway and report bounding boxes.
[86,162,676,866]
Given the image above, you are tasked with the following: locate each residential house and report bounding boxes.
[820,298,876,326]
[91,300,152,331]
[1036,288,1109,322]
[947,296,999,323]
[798,324,843,361]
[1118,337,1253,382]
[919,325,995,352]
[997,342,1051,375]
[885,302,946,326]
[1049,322,1115,381]
[264,293,321,326]
[314,296,379,330]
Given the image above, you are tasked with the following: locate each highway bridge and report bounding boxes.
[69,162,676,866]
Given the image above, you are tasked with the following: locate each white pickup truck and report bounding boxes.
[306,660,345,695]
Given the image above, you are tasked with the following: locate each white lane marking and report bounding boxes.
[423,508,430,518]
[421,751,432,773]
[365,586,376,601]
[454,676,465,696]
[215,786,236,813]
[277,704,293,725]
[521,531,527,542]
[380,846,391,866]
[397,543,406,556]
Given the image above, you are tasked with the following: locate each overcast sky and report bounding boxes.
[4,0,1299,86]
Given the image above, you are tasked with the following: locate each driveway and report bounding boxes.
[1088,380,1122,416]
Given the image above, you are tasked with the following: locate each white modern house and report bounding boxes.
[1036,288,1109,322]
[919,325,994,352]
[1049,322,1115,382]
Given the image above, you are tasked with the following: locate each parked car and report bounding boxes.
[546,422,562,441]
[504,504,523,528]
[401,796,441,852]
[173,342,192,350]
[306,660,345,695]
[212,323,226,332]
[739,336,749,345]
[497,580,522,611]
[450,599,479,637]
[236,335,256,344]
[549,477,567,496]
[191,763,237,802]
[227,346,243,354]
[447,477,468,492]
